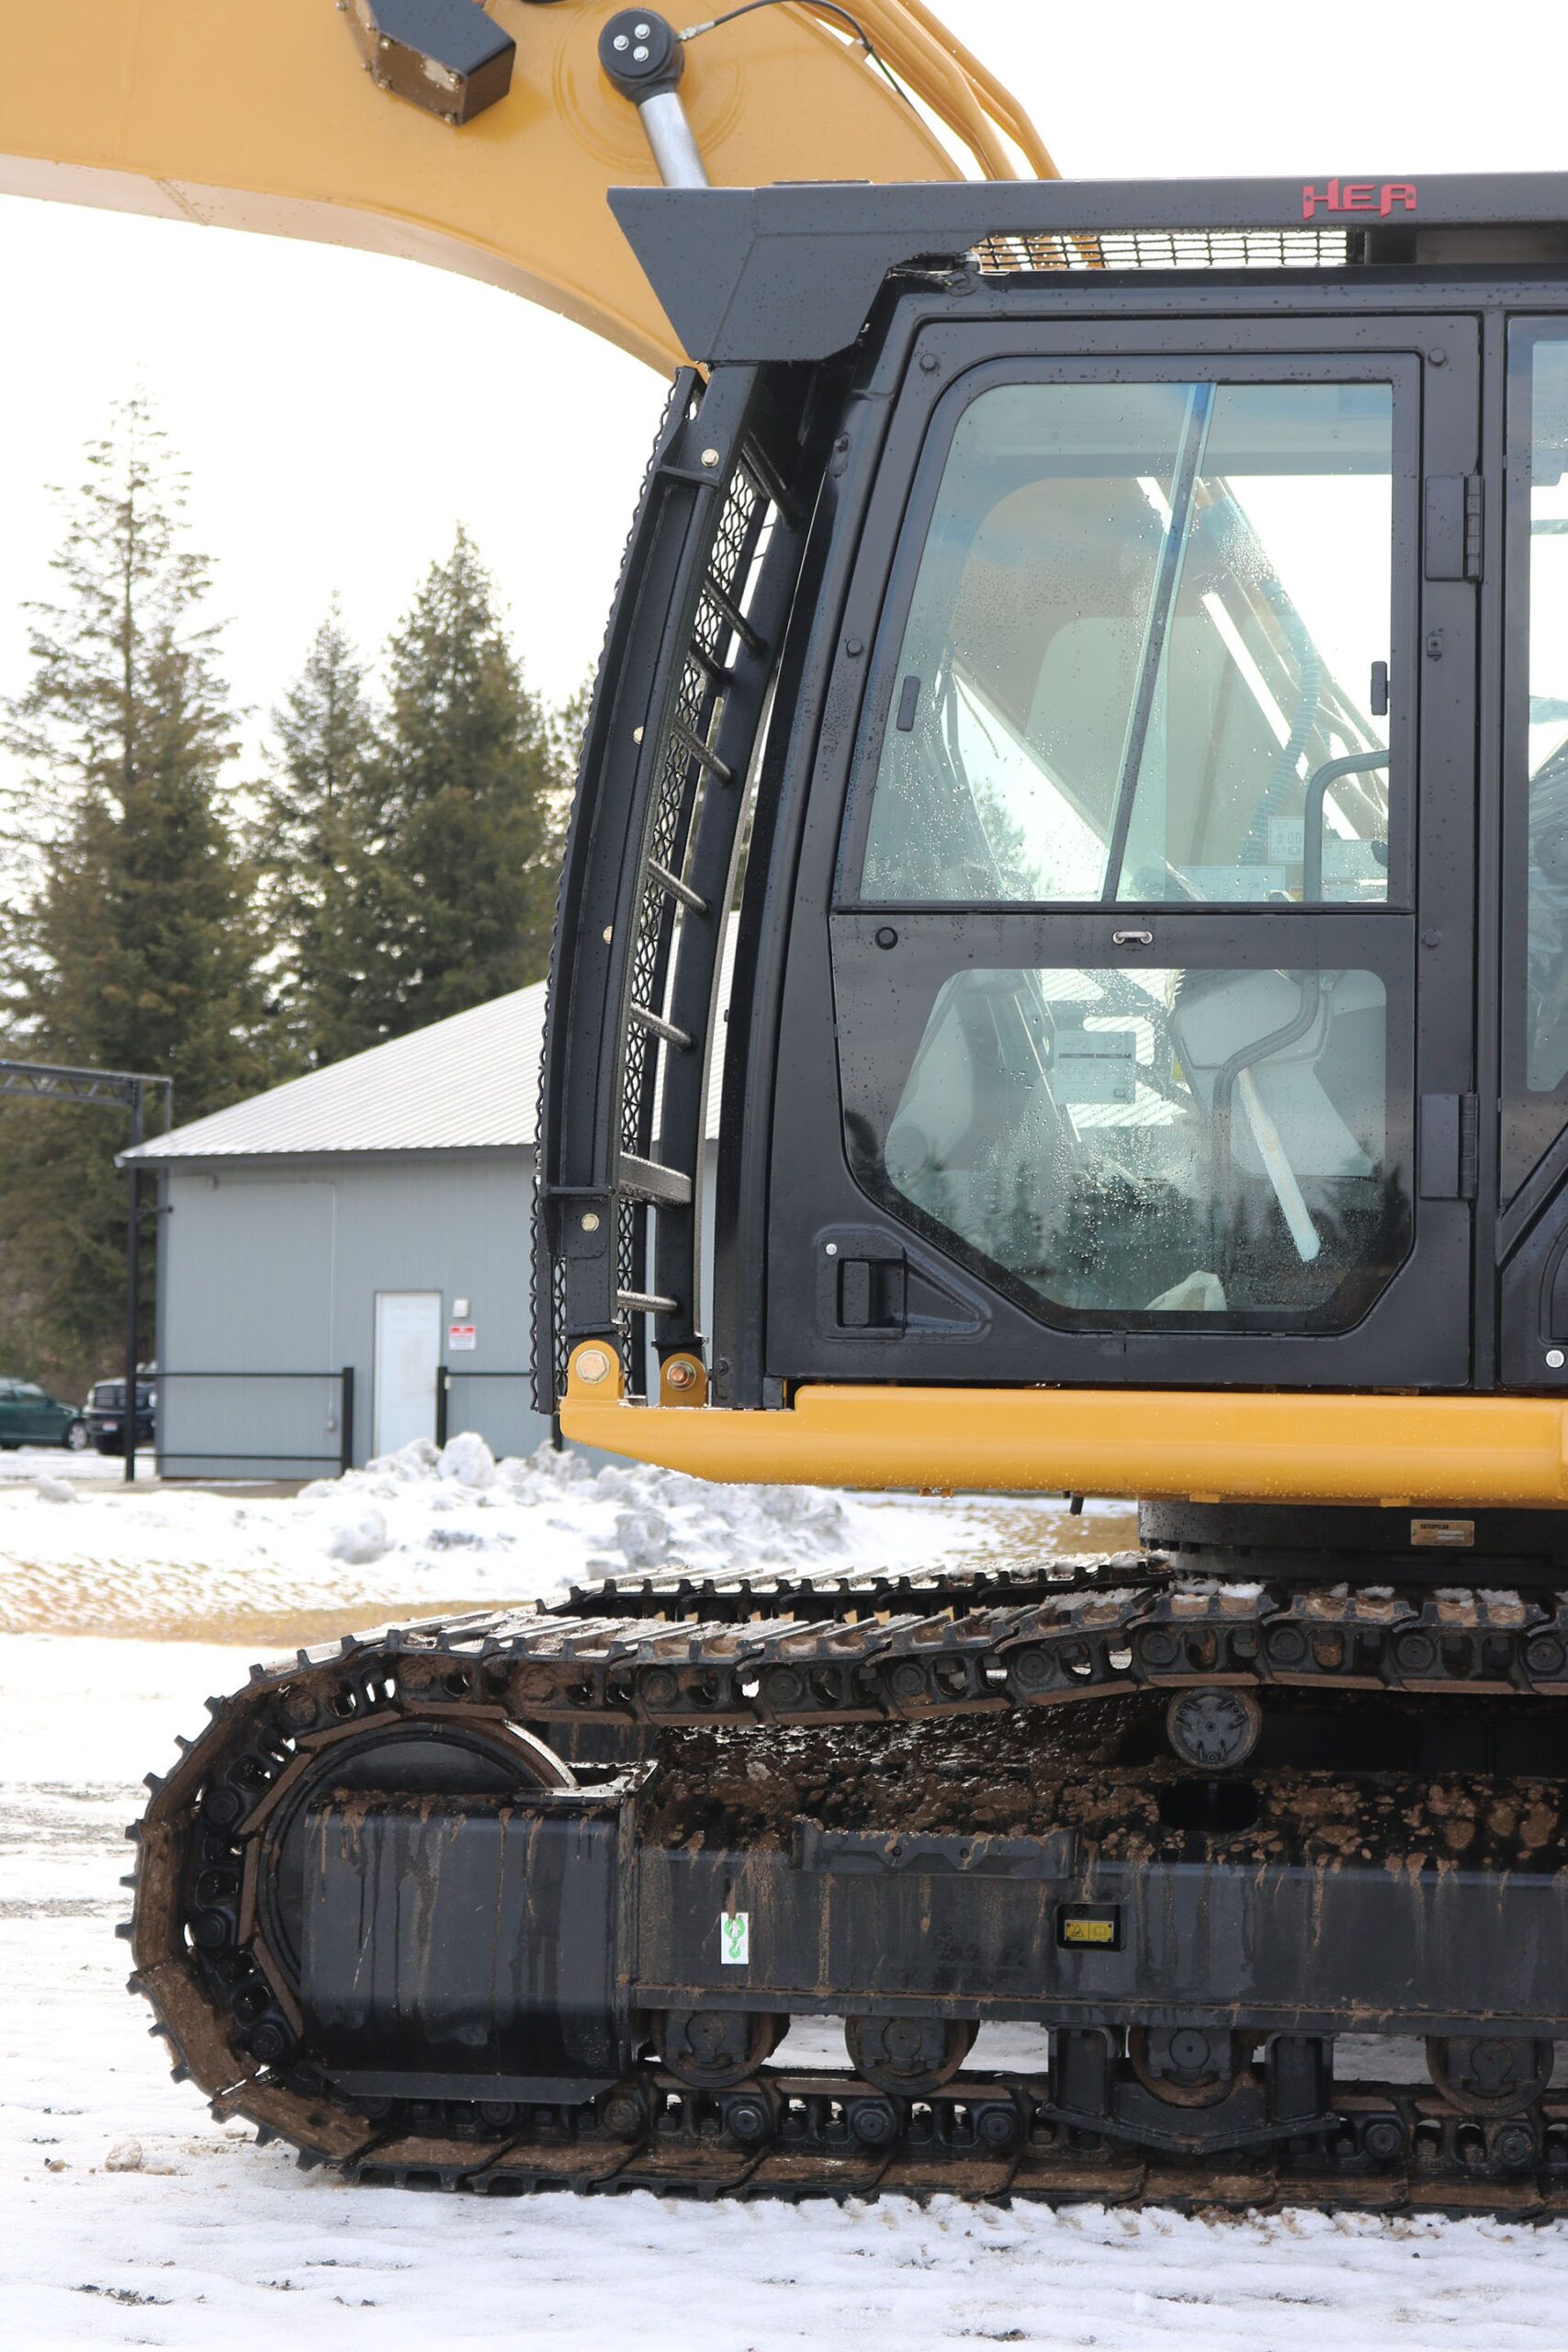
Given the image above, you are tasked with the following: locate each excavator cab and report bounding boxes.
[538,177,1568,1514]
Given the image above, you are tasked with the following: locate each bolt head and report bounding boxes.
[581,1212,601,1234]
[701,447,721,468]
[665,1357,698,1391]
[633,43,649,61]
[635,19,652,33]
[1550,1349,1565,1370]
[575,1346,613,1386]
[613,31,629,48]
[249,2018,290,2065]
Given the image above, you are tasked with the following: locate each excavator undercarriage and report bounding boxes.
[128,1555,1568,2209]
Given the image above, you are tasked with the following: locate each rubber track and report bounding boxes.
[122,1561,1568,2211]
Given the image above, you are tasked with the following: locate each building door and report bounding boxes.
[373,1291,442,1456]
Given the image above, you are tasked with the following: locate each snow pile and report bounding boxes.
[0,1431,1113,1640]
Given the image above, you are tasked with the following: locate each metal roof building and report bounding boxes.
[129,970,723,1477]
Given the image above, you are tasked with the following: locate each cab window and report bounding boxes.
[859,377,1394,908]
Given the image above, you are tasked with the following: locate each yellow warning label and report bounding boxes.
[1061,1917,1115,1947]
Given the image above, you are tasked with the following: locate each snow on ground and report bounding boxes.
[0,1444,146,1484]
[0,1431,1132,1643]
[5,1637,1568,2350]
[4,1474,1564,2345]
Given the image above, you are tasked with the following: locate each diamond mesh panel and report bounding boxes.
[612,458,766,1389]
[972,228,1351,274]
[534,376,689,1415]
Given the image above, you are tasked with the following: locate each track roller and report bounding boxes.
[844,2015,977,2095]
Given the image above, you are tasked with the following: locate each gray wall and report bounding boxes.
[157,1150,543,1477]
[154,1143,721,1479]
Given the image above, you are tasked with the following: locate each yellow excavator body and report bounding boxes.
[0,0,1049,371]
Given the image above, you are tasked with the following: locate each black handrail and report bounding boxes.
[1301,747,1390,900]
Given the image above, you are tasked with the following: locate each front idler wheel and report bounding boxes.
[1427,2035,1553,2116]
[845,2014,976,2095]
[657,2008,784,2089]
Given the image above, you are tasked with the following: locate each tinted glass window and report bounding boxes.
[860,379,1393,908]
[875,963,1405,1324]
[1517,334,1568,1094]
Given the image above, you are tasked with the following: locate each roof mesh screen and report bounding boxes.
[972,228,1352,274]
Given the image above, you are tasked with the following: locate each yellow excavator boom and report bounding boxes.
[0,0,1051,371]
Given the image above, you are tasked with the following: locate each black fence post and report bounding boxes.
[435,1364,449,1450]
[124,1082,144,1487]
[340,1366,355,1477]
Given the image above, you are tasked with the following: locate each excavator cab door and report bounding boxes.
[767,313,1480,1389]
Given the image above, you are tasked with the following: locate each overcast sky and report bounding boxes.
[0,0,1557,763]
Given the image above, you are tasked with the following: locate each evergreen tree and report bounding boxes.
[261,601,378,1067]
[0,398,272,1386]
[343,528,565,1047]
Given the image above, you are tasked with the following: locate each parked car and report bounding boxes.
[84,1377,156,1456]
[0,1378,88,1450]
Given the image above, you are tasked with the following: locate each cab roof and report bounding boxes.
[612,173,1568,367]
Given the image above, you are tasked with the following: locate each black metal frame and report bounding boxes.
[610,175,1568,368]
[534,364,823,1407]
[156,1368,355,1476]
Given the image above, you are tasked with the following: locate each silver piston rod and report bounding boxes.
[598,9,711,189]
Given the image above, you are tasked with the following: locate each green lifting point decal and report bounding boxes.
[721,1911,750,1964]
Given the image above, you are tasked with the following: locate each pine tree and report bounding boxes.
[344,528,566,1046]
[0,398,273,1386]
[261,602,379,1068]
